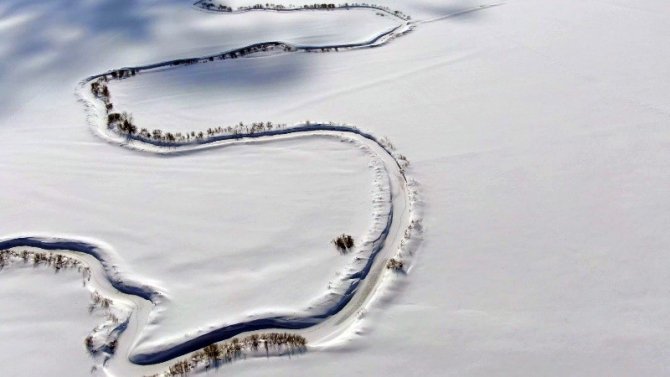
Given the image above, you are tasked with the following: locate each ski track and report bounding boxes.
[0,1,495,374]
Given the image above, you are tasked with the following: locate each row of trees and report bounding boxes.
[92,74,295,144]
[94,72,413,175]
[196,1,410,20]
[88,46,413,180]
[167,41,292,68]
[133,121,289,143]
[0,248,90,278]
[199,2,338,12]
[150,333,307,377]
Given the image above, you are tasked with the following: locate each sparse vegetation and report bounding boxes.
[0,249,123,357]
[379,136,396,151]
[386,258,404,271]
[89,291,113,313]
[332,233,355,252]
[397,153,410,169]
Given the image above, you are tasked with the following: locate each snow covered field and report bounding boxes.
[2,0,670,376]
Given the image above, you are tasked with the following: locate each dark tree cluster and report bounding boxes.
[200,1,232,11]
[109,68,136,80]
[301,3,337,9]
[107,111,137,135]
[90,79,110,99]
[333,234,355,252]
[91,78,137,135]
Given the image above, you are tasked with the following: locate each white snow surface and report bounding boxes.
[2,0,670,376]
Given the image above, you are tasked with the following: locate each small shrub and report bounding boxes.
[168,360,192,376]
[108,339,118,354]
[386,258,404,271]
[107,113,121,124]
[89,291,113,313]
[84,336,95,352]
[203,344,220,363]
